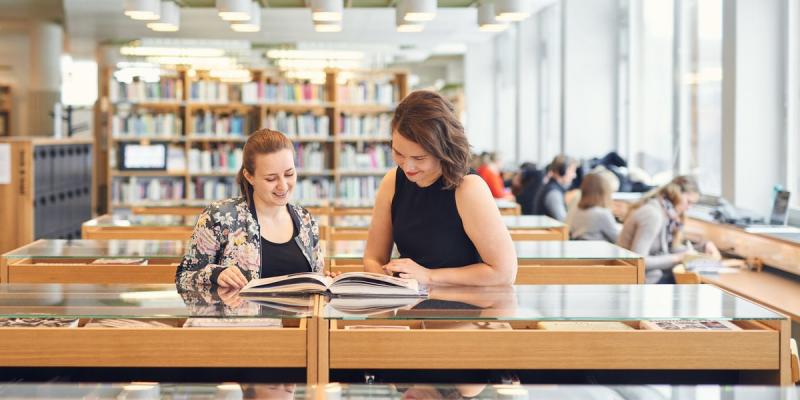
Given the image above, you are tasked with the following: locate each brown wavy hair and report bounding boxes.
[578,173,613,209]
[391,90,471,190]
[236,129,294,206]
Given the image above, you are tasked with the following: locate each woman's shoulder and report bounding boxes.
[205,196,247,214]
[630,199,664,222]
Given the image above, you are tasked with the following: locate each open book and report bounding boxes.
[240,272,423,297]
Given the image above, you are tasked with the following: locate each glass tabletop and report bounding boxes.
[0,283,312,319]
[325,240,641,260]
[83,214,197,227]
[326,215,565,230]
[0,384,794,400]
[323,284,784,321]
[3,240,188,259]
[495,200,520,210]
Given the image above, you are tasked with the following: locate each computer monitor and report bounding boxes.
[768,190,791,226]
[118,142,167,171]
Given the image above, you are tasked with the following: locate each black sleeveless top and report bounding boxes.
[391,168,482,269]
[260,221,311,278]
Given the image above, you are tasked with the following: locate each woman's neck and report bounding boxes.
[253,198,287,221]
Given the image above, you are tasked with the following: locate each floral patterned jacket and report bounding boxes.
[175,196,324,290]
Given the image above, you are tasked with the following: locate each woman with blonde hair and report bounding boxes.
[617,177,705,283]
[565,172,620,242]
[176,129,323,291]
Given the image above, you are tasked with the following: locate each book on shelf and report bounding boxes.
[264,111,329,137]
[295,178,333,202]
[294,142,327,171]
[337,80,396,105]
[640,320,742,331]
[339,144,391,170]
[112,177,185,204]
[189,80,243,103]
[109,77,183,103]
[263,81,326,104]
[167,145,187,172]
[90,258,149,266]
[190,111,247,137]
[240,272,423,297]
[189,177,239,201]
[112,112,182,138]
[338,176,380,201]
[188,145,243,173]
[339,113,392,138]
[537,321,635,331]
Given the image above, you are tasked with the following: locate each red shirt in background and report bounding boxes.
[477,164,507,199]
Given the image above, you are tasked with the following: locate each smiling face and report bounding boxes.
[244,149,296,207]
[392,131,442,187]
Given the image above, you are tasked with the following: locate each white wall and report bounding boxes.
[721,0,786,214]
[464,40,495,153]
[561,0,618,159]
[517,16,539,165]
[494,26,517,165]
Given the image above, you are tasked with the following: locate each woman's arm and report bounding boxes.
[600,208,622,243]
[363,168,397,275]
[628,207,682,270]
[389,175,517,286]
[309,214,325,273]
[175,207,228,289]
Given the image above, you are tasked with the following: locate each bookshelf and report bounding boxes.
[0,85,11,136]
[98,67,408,212]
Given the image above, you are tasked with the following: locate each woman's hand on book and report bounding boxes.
[383,258,432,285]
[217,266,248,289]
[324,269,342,278]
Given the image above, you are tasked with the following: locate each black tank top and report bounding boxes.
[391,167,482,269]
[260,221,311,278]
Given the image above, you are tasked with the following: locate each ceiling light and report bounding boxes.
[146,56,237,69]
[311,0,342,22]
[402,0,436,22]
[231,1,261,32]
[147,1,180,32]
[314,21,342,32]
[495,0,530,22]
[396,1,424,32]
[217,0,251,21]
[478,1,509,32]
[124,0,160,20]
[266,49,364,60]
[120,46,226,57]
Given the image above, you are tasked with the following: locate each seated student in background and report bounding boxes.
[617,177,716,283]
[511,162,543,215]
[175,129,324,290]
[477,152,515,200]
[363,90,518,286]
[531,155,578,221]
[565,172,621,242]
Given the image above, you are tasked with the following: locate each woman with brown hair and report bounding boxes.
[363,90,518,286]
[176,129,323,290]
[565,172,620,242]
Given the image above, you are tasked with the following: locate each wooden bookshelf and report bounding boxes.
[98,67,408,212]
[0,85,11,136]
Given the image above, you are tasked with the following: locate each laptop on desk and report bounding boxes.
[741,191,800,234]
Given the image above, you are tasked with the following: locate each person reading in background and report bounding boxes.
[566,172,621,242]
[363,90,518,286]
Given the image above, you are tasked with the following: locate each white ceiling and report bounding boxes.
[63,0,503,60]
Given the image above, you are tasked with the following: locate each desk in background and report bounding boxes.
[82,214,196,241]
[325,215,568,241]
[0,239,185,284]
[326,240,644,284]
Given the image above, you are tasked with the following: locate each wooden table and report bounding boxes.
[324,215,568,241]
[326,240,644,284]
[0,283,321,383]
[82,214,196,241]
[0,239,185,284]
[319,284,794,385]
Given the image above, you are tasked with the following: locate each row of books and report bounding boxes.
[188,146,244,173]
[110,78,183,103]
[189,177,240,201]
[189,81,244,103]
[189,112,248,136]
[241,81,327,104]
[337,81,397,105]
[295,143,328,171]
[111,177,185,204]
[295,178,333,202]
[112,112,182,137]
[339,113,392,137]
[339,144,392,170]
[264,111,330,137]
[338,176,380,201]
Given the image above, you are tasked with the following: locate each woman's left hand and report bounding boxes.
[324,269,342,278]
[384,258,433,285]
